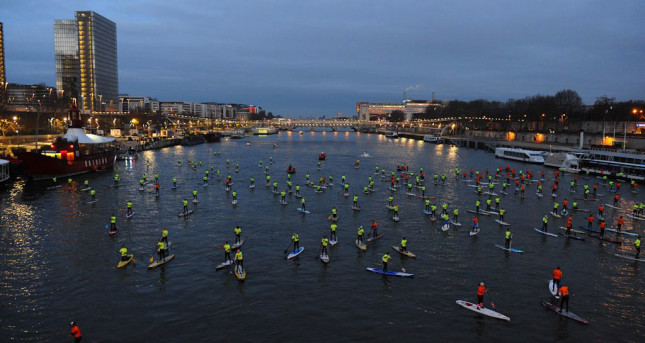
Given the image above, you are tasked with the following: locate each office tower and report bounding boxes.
[0,22,6,98]
[54,11,118,111]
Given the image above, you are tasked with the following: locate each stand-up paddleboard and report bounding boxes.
[606,228,638,236]
[352,205,361,211]
[234,267,246,281]
[389,187,397,192]
[573,208,591,213]
[580,226,599,234]
[548,280,560,299]
[559,227,586,235]
[456,300,510,321]
[126,212,135,219]
[297,208,310,214]
[469,228,480,236]
[171,185,178,189]
[356,239,367,251]
[88,199,98,204]
[412,195,436,199]
[441,223,450,232]
[551,212,562,218]
[392,246,416,258]
[540,300,589,325]
[536,192,544,198]
[232,200,238,205]
[117,254,134,268]
[604,203,620,210]
[178,210,194,217]
[216,259,233,270]
[231,240,244,250]
[587,234,622,244]
[249,184,255,189]
[450,221,462,227]
[614,253,645,263]
[367,234,384,243]
[366,268,414,278]
[495,219,510,226]
[47,185,62,189]
[575,198,600,202]
[329,237,338,246]
[287,247,304,259]
[148,254,175,269]
[430,216,437,222]
[535,228,558,237]
[468,210,489,216]
[626,214,645,221]
[108,226,118,236]
[81,187,91,192]
[392,215,400,222]
[423,209,432,215]
[494,244,523,253]
[484,192,498,196]
[558,232,585,241]
[320,253,330,263]
[192,199,199,204]
[139,187,144,191]
[551,193,558,198]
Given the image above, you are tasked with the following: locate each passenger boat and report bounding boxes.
[385,132,399,138]
[494,147,546,164]
[544,152,582,173]
[230,130,245,139]
[0,159,10,184]
[423,134,443,143]
[16,105,116,180]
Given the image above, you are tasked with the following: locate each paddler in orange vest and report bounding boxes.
[558,284,570,313]
[70,321,82,343]
[552,267,562,291]
[476,282,487,309]
[616,216,624,231]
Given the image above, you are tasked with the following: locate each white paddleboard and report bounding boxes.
[548,280,560,299]
[455,300,510,321]
[494,244,523,253]
[178,210,194,217]
[287,247,304,259]
[534,228,558,237]
[297,208,310,214]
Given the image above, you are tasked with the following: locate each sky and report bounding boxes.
[1,0,644,117]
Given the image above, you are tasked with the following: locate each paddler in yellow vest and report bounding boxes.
[393,204,399,218]
[357,226,365,244]
[222,241,232,262]
[113,173,119,186]
[504,228,512,249]
[234,225,242,244]
[161,227,169,245]
[90,188,96,202]
[382,252,392,271]
[119,244,129,261]
[109,215,117,231]
[234,249,243,272]
[400,237,408,252]
[67,178,72,186]
[353,195,359,209]
[154,173,159,184]
[635,236,641,259]
[139,178,145,189]
[52,177,57,186]
[321,236,329,256]
[192,189,198,201]
[291,233,300,252]
[126,200,133,215]
[330,223,337,240]
[182,199,188,214]
[83,180,89,189]
[157,239,167,261]
[331,207,337,220]
[172,177,177,187]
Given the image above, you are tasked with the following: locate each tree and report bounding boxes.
[388,110,406,122]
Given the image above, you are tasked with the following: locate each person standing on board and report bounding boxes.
[110,215,117,231]
[192,189,198,202]
[70,321,82,343]
[357,226,365,244]
[330,223,337,241]
[552,267,562,292]
[157,238,167,261]
[161,227,169,245]
[558,284,570,313]
[182,199,189,214]
[635,236,641,259]
[472,216,479,232]
[542,215,548,232]
[90,189,96,202]
[234,249,244,272]
[353,194,359,209]
[291,233,300,252]
[616,216,624,231]
[476,282,488,309]
[119,244,129,261]
[504,228,512,249]
[382,252,392,271]
[234,225,242,244]
[371,220,379,238]
[126,200,133,216]
[300,197,306,212]
[320,236,329,256]
[400,237,408,252]
[222,241,232,262]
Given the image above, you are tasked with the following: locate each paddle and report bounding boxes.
[487,290,496,309]
[283,239,294,255]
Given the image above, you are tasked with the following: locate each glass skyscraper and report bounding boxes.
[0,22,6,98]
[54,11,118,111]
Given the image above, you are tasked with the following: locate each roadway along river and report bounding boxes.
[1,131,643,342]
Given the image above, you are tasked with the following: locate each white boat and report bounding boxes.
[423,134,443,143]
[385,132,399,138]
[0,159,10,184]
[495,147,546,164]
[544,152,582,173]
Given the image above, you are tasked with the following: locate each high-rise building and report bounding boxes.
[0,22,6,99]
[54,11,118,112]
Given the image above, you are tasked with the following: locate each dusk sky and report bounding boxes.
[1,0,644,117]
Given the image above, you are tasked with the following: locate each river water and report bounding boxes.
[1,131,643,342]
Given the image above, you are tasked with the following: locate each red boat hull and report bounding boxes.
[17,151,116,180]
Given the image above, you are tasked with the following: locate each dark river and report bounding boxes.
[1,131,643,342]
